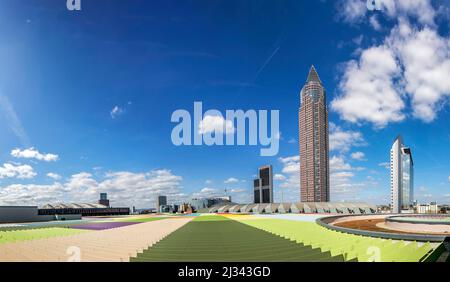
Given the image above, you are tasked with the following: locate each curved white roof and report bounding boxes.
[41,203,108,209]
[208,202,377,214]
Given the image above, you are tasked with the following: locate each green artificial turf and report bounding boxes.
[130,217,345,262]
[192,215,231,222]
[0,227,88,244]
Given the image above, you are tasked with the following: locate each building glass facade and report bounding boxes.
[401,148,414,210]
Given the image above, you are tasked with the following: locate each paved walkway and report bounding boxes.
[0,217,192,262]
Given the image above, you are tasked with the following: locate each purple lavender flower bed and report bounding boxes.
[70,221,140,230]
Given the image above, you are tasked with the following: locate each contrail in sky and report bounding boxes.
[0,94,31,147]
[253,45,281,81]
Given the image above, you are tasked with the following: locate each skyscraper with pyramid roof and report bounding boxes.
[299,66,330,202]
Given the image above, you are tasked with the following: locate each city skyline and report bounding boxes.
[0,1,449,208]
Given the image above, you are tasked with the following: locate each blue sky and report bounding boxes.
[0,0,449,208]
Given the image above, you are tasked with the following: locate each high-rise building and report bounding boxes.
[156,195,167,211]
[253,165,273,204]
[98,193,110,207]
[299,66,330,202]
[390,135,414,213]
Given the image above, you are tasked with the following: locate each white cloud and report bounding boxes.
[288,138,296,144]
[279,156,300,175]
[336,0,367,24]
[277,156,300,187]
[205,179,213,185]
[276,156,301,202]
[353,35,364,46]
[350,151,366,161]
[448,176,450,182]
[389,21,450,122]
[224,177,239,184]
[0,169,183,208]
[329,123,366,152]
[332,45,405,128]
[198,115,235,134]
[199,187,218,194]
[419,186,428,192]
[274,174,286,181]
[383,0,436,26]
[110,106,123,119]
[330,171,362,197]
[330,156,352,171]
[369,15,382,31]
[378,162,390,169]
[46,172,61,180]
[0,183,65,206]
[329,156,366,200]
[334,2,450,126]
[276,154,371,202]
[11,148,59,162]
[337,0,436,26]
[0,163,36,179]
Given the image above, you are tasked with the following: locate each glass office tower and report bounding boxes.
[390,136,414,213]
[254,165,273,204]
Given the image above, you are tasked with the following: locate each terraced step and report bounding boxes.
[232,217,434,262]
[131,215,345,262]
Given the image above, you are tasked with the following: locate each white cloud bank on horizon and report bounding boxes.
[275,154,369,202]
[0,169,185,209]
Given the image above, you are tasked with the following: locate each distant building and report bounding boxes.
[39,203,130,216]
[189,196,231,211]
[98,193,110,207]
[390,135,414,213]
[0,206,81,223]
[299,66,330,202]
[156,195,167,210]
[376,205,391,214]
[159,204,178,213]
[416,202,438,214]
[179,203,193,214]
[136,208,157,214]
[254,165,273,204]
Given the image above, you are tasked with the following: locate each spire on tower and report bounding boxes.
[306,65,322,84]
